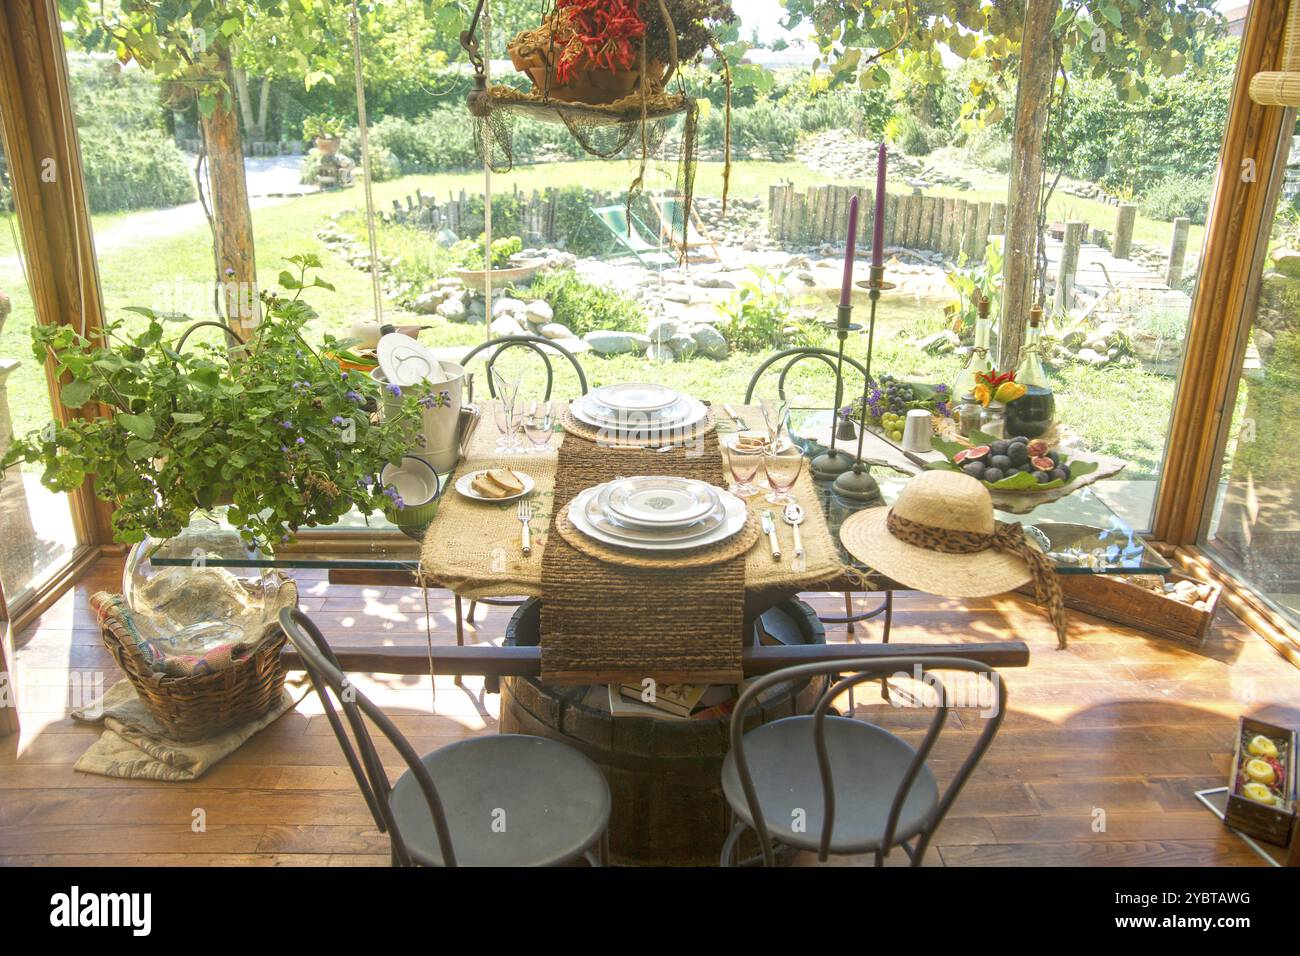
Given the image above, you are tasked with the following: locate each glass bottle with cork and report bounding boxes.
[955,293,994,399]
[1006,304,1056,438]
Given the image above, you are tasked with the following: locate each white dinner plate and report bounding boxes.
[571,397,708,435]
[584,490,724,543]
[603,476,718,527]
[575,393,695,428]
[454,469,536,503]
[592,382,680,412]
[378,333,443,388]
[568,485,747,552]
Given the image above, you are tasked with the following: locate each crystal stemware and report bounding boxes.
[763,443,805,505]
[725,442,762,498]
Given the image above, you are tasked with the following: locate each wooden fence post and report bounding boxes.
[990,201,1006,237]
[1054,219,1086,312]
[974,201,992,257]
[1166,216,1191,287]
[1113,203,1137,259]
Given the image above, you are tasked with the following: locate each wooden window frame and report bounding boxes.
[0,0,113,635]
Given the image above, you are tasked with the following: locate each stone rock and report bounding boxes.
[691,323,729,360]
[540,322,572,340]
[1076,347,1109,365]
[524,299,554,324]
[494,296,526,317]
[646,341,675,362]
[1271,248,1300,278]
[668,333,697,359]
[437,298,467,321]
[916,329,959,355]
[583,330,650,356]
[695,275,738,290]
[413,290,442,315]
[549,337,589,355]
[489,316,526,338]
[795,270,817,286]
[646,317,679,342]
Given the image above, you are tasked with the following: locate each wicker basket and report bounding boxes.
[93,580,296,741]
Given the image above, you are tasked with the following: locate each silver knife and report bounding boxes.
[761,510,781,560]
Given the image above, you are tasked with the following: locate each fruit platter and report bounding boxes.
[921,429,1124,515]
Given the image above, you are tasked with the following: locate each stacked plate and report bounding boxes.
[570,383,708,438]
[568,476,748,552]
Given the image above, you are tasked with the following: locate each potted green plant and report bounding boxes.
[303,114,345,154]
[0,255,425,550]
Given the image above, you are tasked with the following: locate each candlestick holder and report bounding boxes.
[810,302,861,481]
[834,264,894,502]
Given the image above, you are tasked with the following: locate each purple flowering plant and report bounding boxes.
[2,255,425,550]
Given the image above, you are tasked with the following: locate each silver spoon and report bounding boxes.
[782,502,805,558]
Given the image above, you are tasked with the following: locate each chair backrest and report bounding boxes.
[591,205,658,253]
[729,656,1007,866]
[743,346,870,405]
[279,608,459,866]
[460,334,589,399]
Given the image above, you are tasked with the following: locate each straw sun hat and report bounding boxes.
[839,470,1068,646]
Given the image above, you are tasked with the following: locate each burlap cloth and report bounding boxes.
[419,402,845,681]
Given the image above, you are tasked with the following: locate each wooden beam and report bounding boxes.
[1153,1,1292,545]
[0,583,16,738]
[283,641,1032,677]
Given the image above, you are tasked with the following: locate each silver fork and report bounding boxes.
[518,498,534,556]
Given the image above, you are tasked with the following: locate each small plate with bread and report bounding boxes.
[455,467,535,502]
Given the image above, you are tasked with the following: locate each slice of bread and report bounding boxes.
[486,468,524,494]
[472,473,510,498]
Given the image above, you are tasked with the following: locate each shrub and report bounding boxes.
[517,269,646,337]
[299,145,399,184]
[715,267,822,352]
[886,113,933,157]
[1140,173,1213,225]
[964,125,1013,173]
[78,127,194,213]
[728,101,801,160]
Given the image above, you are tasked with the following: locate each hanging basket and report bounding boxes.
[508,40,667,107]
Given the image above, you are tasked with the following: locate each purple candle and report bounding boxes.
[840,194,859,308]
[871,141,887,268]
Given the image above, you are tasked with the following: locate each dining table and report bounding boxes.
[149,399,1170,681]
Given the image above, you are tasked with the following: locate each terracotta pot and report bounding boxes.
[315,135,340,156]
[511,45,662,106]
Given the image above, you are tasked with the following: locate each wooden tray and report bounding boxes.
[1021,571,1221,647]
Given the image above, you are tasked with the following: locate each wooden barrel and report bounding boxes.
[499,598,828,866]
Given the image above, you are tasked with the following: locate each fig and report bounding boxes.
[1031,455,1055,471]
[1047,451,1062,466]
[1026,439,1049,457]
[990,454,1012,470]
[1035,470,1053,483]
[990,439,1010,457]
[982,467,1005,483]
[1006,467,1023,477]
[1051,467,1068,482]
[1007,443,1029,465]
[961,462,986,479]
[1010,435,1029,445]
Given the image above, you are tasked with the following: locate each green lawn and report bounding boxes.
[0,154,1184,480]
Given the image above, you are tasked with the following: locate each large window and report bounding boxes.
[1201,117,1300,625]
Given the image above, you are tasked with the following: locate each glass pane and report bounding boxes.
[1202,120,1300,624]
[0,116,82,605]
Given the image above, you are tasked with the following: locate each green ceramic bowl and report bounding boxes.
[380,457,444,528]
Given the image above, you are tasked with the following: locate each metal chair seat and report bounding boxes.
[721,715,939,855]
[390,734,611,867]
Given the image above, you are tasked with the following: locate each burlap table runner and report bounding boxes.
[539,421,749,684]
[419,402,847,648]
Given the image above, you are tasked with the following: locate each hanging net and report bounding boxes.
[461,0,727,258]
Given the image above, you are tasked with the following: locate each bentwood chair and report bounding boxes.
[454,335,589,652]
[744,347,893,642]
[720,656,1006,867]
[280,608,611,866]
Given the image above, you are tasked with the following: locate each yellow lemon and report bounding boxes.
[994,381,1027,404]
[1245,758,1276,785]
[1243,782,1275,805]
[1247,734,1279,758]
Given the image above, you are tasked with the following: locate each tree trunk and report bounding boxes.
[256,77,271,142]
[200,47,260,339]
[232,66,256,137]
[999,0,1059,371]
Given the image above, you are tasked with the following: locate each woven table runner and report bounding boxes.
[539,423,746,685]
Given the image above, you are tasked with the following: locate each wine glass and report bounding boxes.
[763,443,805,505]
[490,367,523,450]
[725,442,762,498]
[759,397,790,447]
[522,399,555,453]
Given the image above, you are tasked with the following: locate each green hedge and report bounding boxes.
[517,269,646,336]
